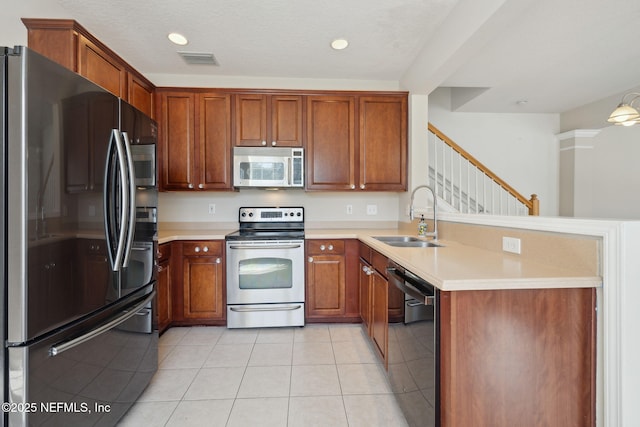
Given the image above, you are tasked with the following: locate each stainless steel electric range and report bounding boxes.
[225,207,305,328]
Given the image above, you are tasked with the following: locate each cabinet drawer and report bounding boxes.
[371,250,388,277]
[157,243,171,261]
[359,242,371,263]
[307,240,345,255]
[182,241,222,256]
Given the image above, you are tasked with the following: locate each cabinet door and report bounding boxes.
[182,242,224,320]
[306,254,346,318]
[158,91,196,190]
[306,95,356,190]
[128,73,155,118]
[198,93,233,189]
[359,95,407,191]
[271,95,303,147]
[371,271,389,368]
[235,94,267,146]
[77,35,127,98]
[359,259,372,334]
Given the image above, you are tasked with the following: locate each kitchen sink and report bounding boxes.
[372,236,442,248]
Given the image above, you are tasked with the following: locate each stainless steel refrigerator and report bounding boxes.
[1,46,158,426]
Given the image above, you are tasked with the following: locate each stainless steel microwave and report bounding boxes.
[233,147,304,188]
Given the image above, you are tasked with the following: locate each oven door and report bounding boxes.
[226,240,305,304]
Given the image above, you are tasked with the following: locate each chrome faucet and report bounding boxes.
[409,185,438,240]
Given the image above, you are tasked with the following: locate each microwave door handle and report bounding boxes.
[286,157,291,186]
[121,131,137,268]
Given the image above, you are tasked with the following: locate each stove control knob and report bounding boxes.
[297,212,302,217]
[241,212,246,217]
[249,212,254,217]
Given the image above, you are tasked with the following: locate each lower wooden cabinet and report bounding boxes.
[305,239,360,322]
[181,241,225,321]
[162,240,226,328]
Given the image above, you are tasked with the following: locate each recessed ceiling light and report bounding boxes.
[331,38,349,50]
[168,32,188,46]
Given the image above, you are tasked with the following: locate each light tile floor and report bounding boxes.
[117,324,409,427]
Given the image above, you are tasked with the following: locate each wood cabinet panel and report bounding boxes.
[181,241,225,321]
[158,91,196,190]
[271,95,303,147]
[199,93,233,189]
[234,93,303,147]
[358,96,407,191]
[306,239,359,322]
[235,94,267,146]
[439,288,596,427]
[128,73,155,118]
[306,254,345,317]
[157,90,233,191]
[306,95,356,189]
[77,35,127,98]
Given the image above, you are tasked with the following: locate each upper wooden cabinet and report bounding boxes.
[306,95,357,190]
[22,18,155,118]
[359,96,407,191]
[156,89,233,191]
[306,93,407,191]
[235,93,303,147]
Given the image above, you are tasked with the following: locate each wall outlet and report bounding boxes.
[208,203,216,215]
[502,236,521,254]
[346,204,353,215]
[366,204,378,215]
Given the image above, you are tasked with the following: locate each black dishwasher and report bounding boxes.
[386,261,439,427]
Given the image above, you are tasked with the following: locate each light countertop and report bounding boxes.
[158,227,602,291]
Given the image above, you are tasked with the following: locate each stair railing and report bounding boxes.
[428,123,539,216]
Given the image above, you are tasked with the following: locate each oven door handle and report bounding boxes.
[228,244,302,250]
[229,305,302,312]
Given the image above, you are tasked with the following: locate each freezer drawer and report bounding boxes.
[6,293,157,426]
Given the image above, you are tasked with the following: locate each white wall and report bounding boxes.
[0,3,70,47]
[159,190,401,226]
[428,87,560,216]
[560,87,640,219]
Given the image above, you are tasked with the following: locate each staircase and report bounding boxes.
[427,123,539,216]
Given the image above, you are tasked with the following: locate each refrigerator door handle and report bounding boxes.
[48,292,155,357]
[103,130,129,271]
[112,129,130,271]
[121,131,137,268]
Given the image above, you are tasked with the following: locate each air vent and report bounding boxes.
[177,51,220,66]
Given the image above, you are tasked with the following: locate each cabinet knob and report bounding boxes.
[158,266,164,272]
[320,245,326,251]
[195,246,200,252]
[308,257,314,263]
[261,140,267,146]
[203,246,209,252]
[360,184,365,189]
[188,183,194,189]
[198,183,204,189]
[271,141,276,146]
[350,184,355,190]
[328,244,334,251]
[216,258,221,264]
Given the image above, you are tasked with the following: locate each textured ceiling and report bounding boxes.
[34,0,640,113]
